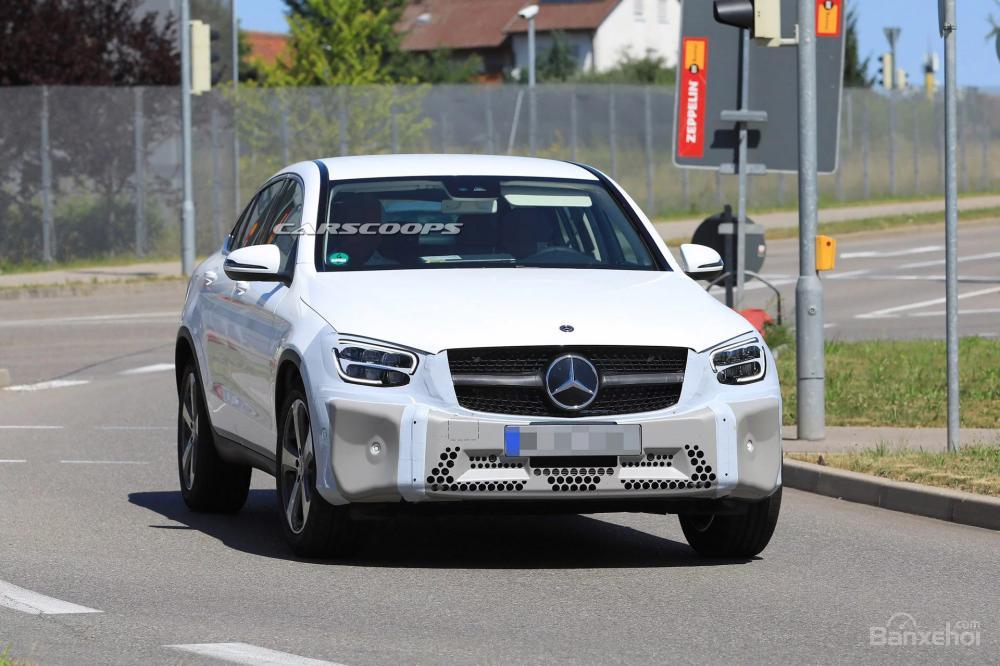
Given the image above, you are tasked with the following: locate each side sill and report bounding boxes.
[213,428,277,476]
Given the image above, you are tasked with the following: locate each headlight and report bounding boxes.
[334,339,418,387]
[711,339,766,385]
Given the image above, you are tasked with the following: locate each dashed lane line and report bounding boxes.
[165,643,346,666]
[4,379,90,392]
[840,245,942,259]
[59,460,149,465]
[0,460,27,464]
[119,363,175,375]
[855,286,1000,319]
[0,425,64,430]
[0,580,102,615]
[0,311,177,329]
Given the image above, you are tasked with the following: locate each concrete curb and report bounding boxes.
[782,458,1000,531]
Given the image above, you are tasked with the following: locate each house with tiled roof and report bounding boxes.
[398,0,681,79]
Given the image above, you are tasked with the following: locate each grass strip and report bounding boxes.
[787,444,1000,497]
[773,337,1000,429]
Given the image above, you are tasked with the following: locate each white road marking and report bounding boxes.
[0,580,102,615]
[0,425,64,430]
[898,251,1000,270]
[165,643,346,666]
[0,311,177,329]
[0,460,27,464]
[4,379,90,392]
[909,308,1000,318]
[59,460,149,465]
[855,286,1000,319]
[95,425,172,431]
[840,245,942,259]
[119,363,175,375]
[826,269,871,280]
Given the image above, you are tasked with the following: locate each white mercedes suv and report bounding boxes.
[175,155,782,559]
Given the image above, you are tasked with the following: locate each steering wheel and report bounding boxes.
[521,246,595,265]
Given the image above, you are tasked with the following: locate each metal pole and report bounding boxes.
[608,87,617,178]
[644,86,655,214]
[912,102,920,194]
[211,105,222,244]
[796,0,825,440]
[735,29,750,306]
[339,87,348,156]
[888,95,897,195]
[528,16,537,157]
[570,88,578,162]
[391,92,399,154]
[484,87,494,153]
[943,1,959,452]
[181,0,195,275]
[232,0,240,217]
[40,86,54,264]
[134,87,146,256]
[862,95,871,199]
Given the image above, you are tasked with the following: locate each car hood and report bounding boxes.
[303,269,754,354]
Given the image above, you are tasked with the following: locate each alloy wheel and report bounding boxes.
[179,372,198,490]
[280,399,314,534]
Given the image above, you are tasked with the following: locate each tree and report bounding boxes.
[842,7,872,88]
[263,0,401,85]
[575,50,675,85]
[0,0,178,85]
[988,0,1000,40]
[395,50,484,84]
[538,31,578,82]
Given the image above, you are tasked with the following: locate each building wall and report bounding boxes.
[593,0,680,71]
[510,30,596,76]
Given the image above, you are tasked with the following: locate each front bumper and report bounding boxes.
[321,395,781,505]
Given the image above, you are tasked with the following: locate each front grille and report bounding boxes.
[448,346,687,417]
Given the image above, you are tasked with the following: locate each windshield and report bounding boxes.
[317,176,662,272]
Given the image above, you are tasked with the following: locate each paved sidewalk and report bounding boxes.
[0,260,183,289]
[783,426,1000,453]
[653,193,1000,241]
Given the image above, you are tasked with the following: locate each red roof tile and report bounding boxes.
[244,30,289,66]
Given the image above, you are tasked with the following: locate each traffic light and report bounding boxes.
[712,0,781,41]
[895,68,908,91]
[878,52,894,90]
[190,20,211,95]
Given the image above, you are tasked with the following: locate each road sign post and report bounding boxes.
[796,0,824,440]
[941,0,959,452]
[181,0,195,276]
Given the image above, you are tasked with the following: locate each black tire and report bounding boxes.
[275,383,355,558]
[679,487,782,558]
[177,363,251,512]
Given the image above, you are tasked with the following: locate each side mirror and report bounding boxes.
[224,244,284,282]
[679,243,724,279]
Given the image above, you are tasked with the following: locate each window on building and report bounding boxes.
[634,0,644,20]
[658,0,669,24]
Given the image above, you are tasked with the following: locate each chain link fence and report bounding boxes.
[1,84,997,266]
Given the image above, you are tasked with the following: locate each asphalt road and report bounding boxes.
[1,223,999,664]
[731,219,1000,340]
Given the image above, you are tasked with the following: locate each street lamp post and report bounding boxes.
[519,4,539,156]
[180,0,195,275]
[884,27,901,195]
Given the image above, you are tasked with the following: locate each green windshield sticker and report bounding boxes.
[328,252,349,266]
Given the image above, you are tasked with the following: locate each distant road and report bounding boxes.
[654,192,1000,240]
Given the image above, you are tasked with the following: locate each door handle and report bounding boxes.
[233,281,249,296]
[202,271,217,288]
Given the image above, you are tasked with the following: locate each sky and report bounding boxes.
[237,0,1000,88]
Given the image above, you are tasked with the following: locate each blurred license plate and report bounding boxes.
[503,424,641,457]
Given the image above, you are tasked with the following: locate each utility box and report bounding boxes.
[816,235,836,271]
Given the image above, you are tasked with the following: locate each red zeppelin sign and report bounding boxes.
[677,37,709,159]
